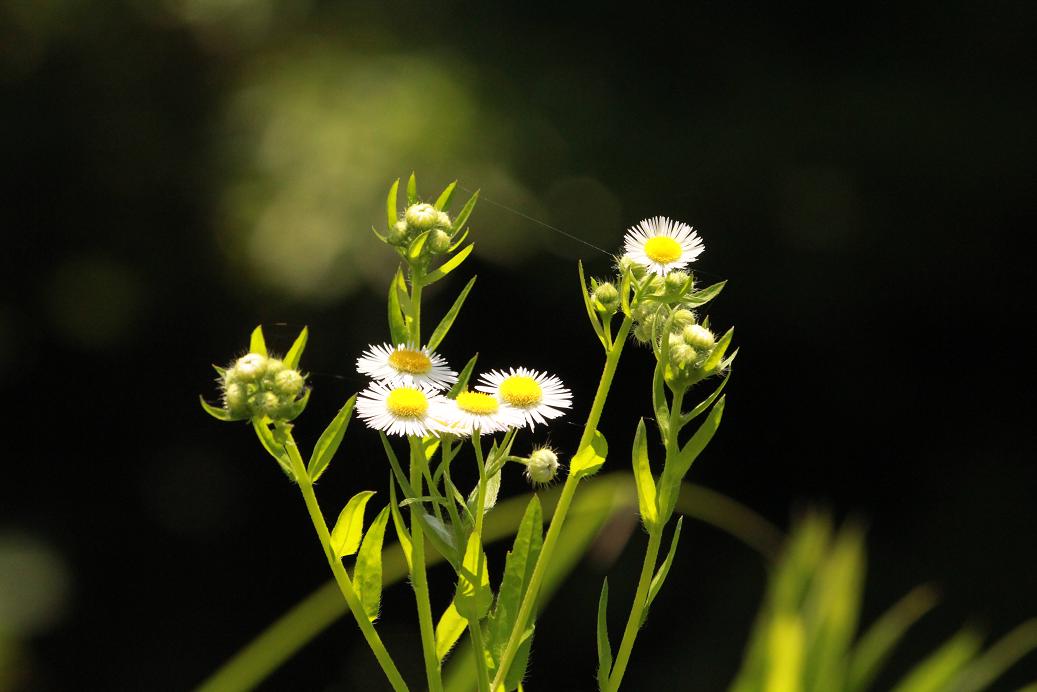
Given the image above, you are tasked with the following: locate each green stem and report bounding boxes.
[285,435,409,692]
[606,528,664,692]
[490,314,633,691]
[469,620,492,692]
[410,272,423,344]
[409,438,444,692]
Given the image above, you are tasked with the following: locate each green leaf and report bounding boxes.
[307,394,357,482]
[448,354,479,398]
[371,224,388,243]
[408,230,432,261]
[454,531,492,621]
[683,280,727,307]
[435,180,457,211]
[251,418,294,478]
[632,419,658,529]
[644,517,683,621]
[449,227,470,253]
[578,261,607,349]
[406,171,418,205]
[657,396,725,522]
[428,276,477,351]
[249,325,267,356]
[386,178,400,231]
[388,476,412,570]
[388,268,408,345]
[506,626,535,692]
[487,497,543,658]
[953,619,1037,692]
[353,506,390,621]
[330,491,376,558]
[597,578,612,691]
[891,628,983,692]
[467,464,501,515]
[283,326,308,370]
[199,396,235,421]
[848,585,938,692]
[702,326,734,374]
[682,371,730,425]
[571,429,608,479]
[451,189,479,234]
[423,243,474,286]
[436,602,468,662]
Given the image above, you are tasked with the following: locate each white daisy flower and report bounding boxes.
[622,216,704,276]
[355,381,450,437]
[441,390,524,437]
[356,343,457,390]
[475,367,572,429]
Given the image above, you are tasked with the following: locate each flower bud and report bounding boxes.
[670,343,698,369]
[223,382,249,417]
[429,228,452,254]
[405,203,439,231]
[592,282,620,315]
[388,219,409,246]
[618,254,646,279]
[229,353,267,383]
[664,270,691,294]
[525,447,561,485]
[671,309,696,331]
[436,210,452,229]
[683,324,715,349]
[273,369,305,397]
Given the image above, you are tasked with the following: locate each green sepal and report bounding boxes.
[371,225,388,243]
[386,178,400,232]
[578,261,607,349]
[330,490,376,558]
[435,180,457,211]
[423,243,474,286]
[283,326,308,370]
[448,354,479,398]
[353,505,390,621]
[596,578,612,691]
[406,171,418,205]
[570,429,608,479]
[428,276,477,351]
[251,418,294,479]
[435,601,468,662]
[249,325,267,356]
[199,396,239,422]
[657,396,725,522]
[631,419,658,530]
[451,189,479,235]
[388,475,412,570]
[454,531,492,621]
[388,268,409,345]
[642,516,683,625]
[683,280,727,308]
[307,394,357,482]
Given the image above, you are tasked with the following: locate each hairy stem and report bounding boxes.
[409,438,444,692]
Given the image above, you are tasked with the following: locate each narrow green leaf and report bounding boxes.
[487,497,543,657]
[571,429,608,479]
[951,619,1037,692]
[454,531,492,621]
[330,491,376,558]
[199,396,234,421]
[435,180,457,211]
[423,243,474,286]
[702,326,734,374]
[467,464,501,515]
[251,418,294,478]
[406,171,418,205]
[449,227,469,253]
[505,626,536,691]
[891,628,983,692]
[408,229,432,261]
[683,280,727,307]
[632,419,658,529]
[848,585,938,692]
[422,513,458,560]
[371,225,388,243]
[448,354,479,399]
[249,325,267,356]
[451,189,479,234]
[283,326,308,370]
[597,578,612,691]
[578,260,607,348]
[388,268,408,345]
[353,506,390,621]
[436,602,468,662]
[657,396,725,521]
[428,276,477,351]
[388,476,412,570]
[645,517,683,617]
[682,372,730,425]
[307,394,357,482]
[386,178,400,231]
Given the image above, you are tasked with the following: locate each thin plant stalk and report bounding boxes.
[409,440,445,692]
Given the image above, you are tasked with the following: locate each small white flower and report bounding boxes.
[622,216,704,276]
[441,390,523,437]
[355,381,450,437]
[356,343,457,390]
[475,367,572,429]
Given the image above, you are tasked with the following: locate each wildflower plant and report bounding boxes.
[200,173,734,691]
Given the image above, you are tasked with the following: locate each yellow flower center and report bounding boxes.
[643,236,682,264]
[388,348,432,374]
[385,388,429,417]
[499,376,542,408]
[455,391,499,415]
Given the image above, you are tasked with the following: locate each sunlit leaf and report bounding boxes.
[307,394,357,482]
[388,268,408,345]
[891,628,983,692]
[435,180,457,211]
[353,506,390,621]
[848,585,938,692]
[644,516,683,618]
[682,372,730,425]
[631,419,658,529]
[597,578,612,691]
[428,276,477,351]
[330,491,376,558]
[283,326,308,370]
[683,280,726,308]
[436,601,468,662]
[451,189,479,234]
[571,429,608,479]
[251,418,294,479]
[578,260,607,349]
[423,243,474,286]
[388,476,412,570]
[657,396,725,521]
[406,171,418,205]
[448,355,479,399]
[408,229,432,261]
[249,325,267,356]
[487,497,543,660]
[199,396,235,421]
[953,619,1037,692]
[386,178,400,231]
[454,531,492,621]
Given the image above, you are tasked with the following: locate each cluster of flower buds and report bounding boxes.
[387,202,455,256]
[666,323,717,372]
[221,353,308,421]
[589,279,621,318]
